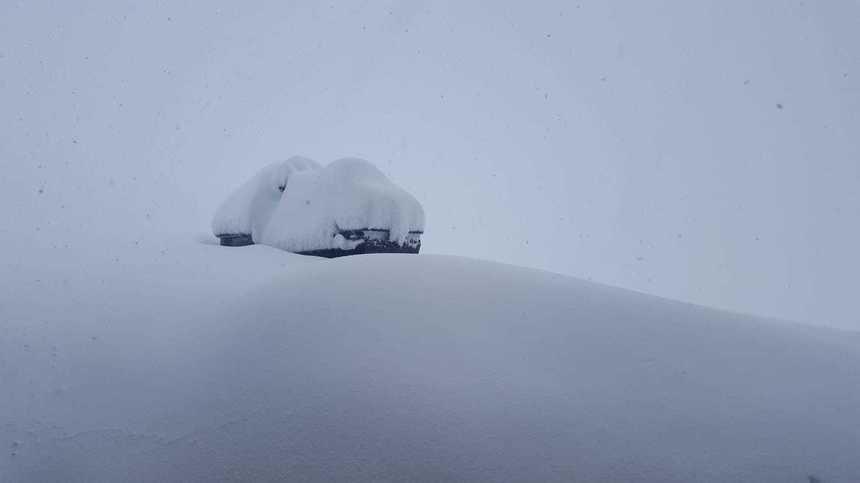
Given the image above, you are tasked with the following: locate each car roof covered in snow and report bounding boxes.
[213,157,425,253]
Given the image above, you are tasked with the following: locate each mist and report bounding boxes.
[4,1,858,329]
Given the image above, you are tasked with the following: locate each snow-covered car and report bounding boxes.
[212,157,425,257]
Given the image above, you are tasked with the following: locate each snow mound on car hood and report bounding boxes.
[258,158,425,252]
[211,156,320,239]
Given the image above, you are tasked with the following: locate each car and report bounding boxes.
[213,157,425,257]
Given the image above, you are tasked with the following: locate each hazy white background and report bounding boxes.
[1,0,858,329]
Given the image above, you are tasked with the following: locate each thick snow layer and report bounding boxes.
[1,241,859,482]
[211,156,320,240]
[212,158,425,253]
[259,158,425,252]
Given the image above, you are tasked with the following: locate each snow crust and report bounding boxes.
[2,242,859,482]
[212,158,425,253]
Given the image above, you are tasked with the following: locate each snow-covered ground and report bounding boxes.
[2,2,859,481]
[2,240,859,482]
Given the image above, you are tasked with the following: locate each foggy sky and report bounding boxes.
[2,0,858,329]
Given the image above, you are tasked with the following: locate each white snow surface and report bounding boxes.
[2,241,859,482]
[211,156,321,240]
[212,157,425,252]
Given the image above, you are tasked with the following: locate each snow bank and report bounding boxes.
[211,156,320,240]
[212,157,425,253]
[2,243,859,482]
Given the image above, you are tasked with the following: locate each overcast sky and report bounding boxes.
[2,0,858,329]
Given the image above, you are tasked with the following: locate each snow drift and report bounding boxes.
[2,242,859,482]
[212,157,425,253]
